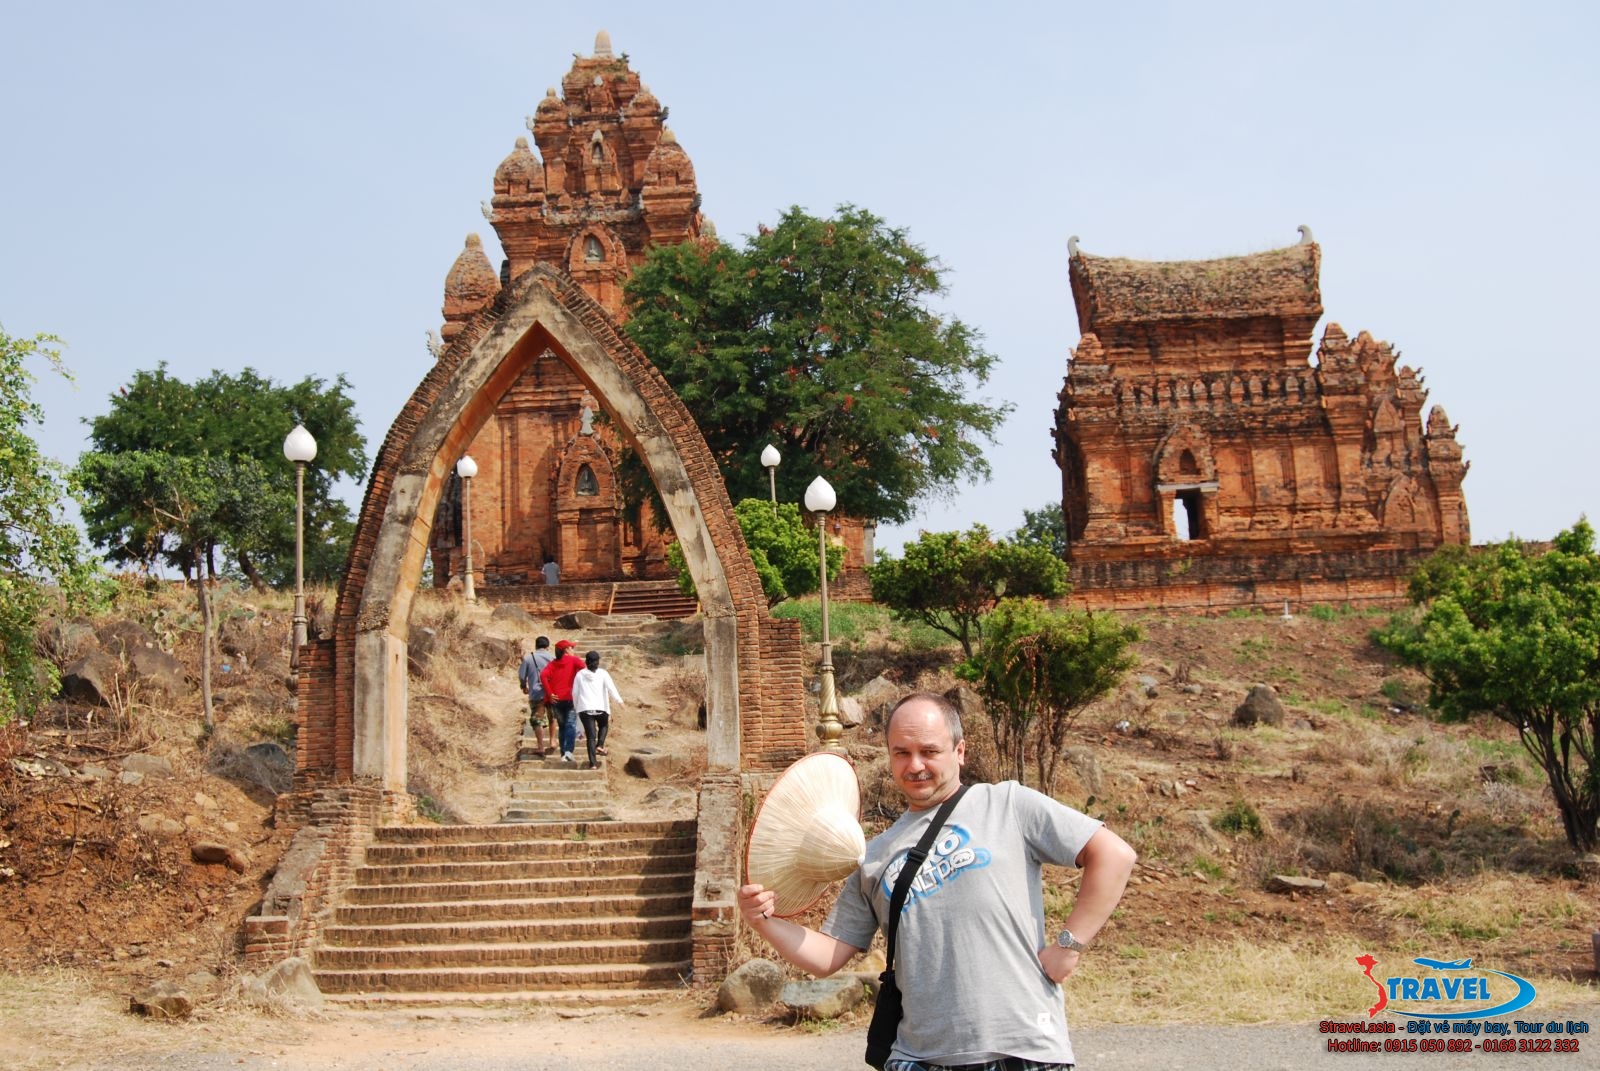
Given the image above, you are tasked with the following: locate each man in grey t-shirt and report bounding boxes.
[738,692,1136,1070]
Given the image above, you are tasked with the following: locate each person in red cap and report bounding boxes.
[539,639,584,762]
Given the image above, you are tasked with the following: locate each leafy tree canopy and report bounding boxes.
[78,363,366,586]
[959,598,1140,788]
[1376,520,1600,852]
[868,524,1069,657]
[1015,503,1068,558]
[0,326,106,724]
[623,205,1011,523]
[668,499,843,607]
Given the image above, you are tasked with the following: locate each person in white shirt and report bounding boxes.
[571,650,623,769]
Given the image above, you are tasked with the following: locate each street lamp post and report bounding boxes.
[804,475,845,752]
[282,424,318,671]
[760,443,781,516]
[456,455,478,604]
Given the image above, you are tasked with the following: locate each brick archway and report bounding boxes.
[294,265,806,800]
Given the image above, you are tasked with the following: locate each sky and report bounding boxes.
[4,1,1597,558]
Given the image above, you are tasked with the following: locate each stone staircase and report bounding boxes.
[310,732,697,1007]
[608,580,698,620]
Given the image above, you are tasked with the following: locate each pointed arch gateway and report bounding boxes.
[295,264,806,798]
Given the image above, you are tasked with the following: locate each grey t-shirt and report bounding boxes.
[821,781,1102,1066]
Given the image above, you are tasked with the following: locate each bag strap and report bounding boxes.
[882,784,968,971]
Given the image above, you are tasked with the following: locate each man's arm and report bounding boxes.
[737,884,863,978]
[1039,825,1137,984]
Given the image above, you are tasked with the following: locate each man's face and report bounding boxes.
[887,701,966,811]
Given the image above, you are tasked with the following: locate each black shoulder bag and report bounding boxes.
[865,784,968,1070]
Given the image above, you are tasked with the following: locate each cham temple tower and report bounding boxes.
[427,31,699,596]
[427,31,874,604]
[1054,230,1470,611]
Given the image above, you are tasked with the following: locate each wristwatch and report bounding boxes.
[1056,927,1090,953]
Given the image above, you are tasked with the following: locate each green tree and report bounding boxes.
[79,364,366,587]
[0,327,104,724]
[1376,521,1600,852]
[76,451,283,730]
[623,205,1011,523]
[1015,503,1068,558]
[868,525,1070,657]
[667,498,843,607]
[960,598,1140,786]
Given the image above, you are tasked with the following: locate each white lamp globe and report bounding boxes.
[456,455,479,479]
[760,443,781,469]
[283,424,318,464]
[803,476,836,514]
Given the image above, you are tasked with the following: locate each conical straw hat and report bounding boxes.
[745,751,866,917]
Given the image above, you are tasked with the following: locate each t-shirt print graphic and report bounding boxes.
[879,823,992,913]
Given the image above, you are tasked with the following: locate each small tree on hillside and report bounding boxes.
[667,499,843,606]
[1376,520,1600,853]
[0,326,104,724]
[868,525,1068,657]
[961,598,1140,786]
[75,451,284,731]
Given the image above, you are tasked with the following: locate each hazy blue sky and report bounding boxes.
[4,1,1596,558]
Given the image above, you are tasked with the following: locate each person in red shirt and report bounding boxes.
[539,639,584,762]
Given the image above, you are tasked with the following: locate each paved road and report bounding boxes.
[66,1008,1600,1071]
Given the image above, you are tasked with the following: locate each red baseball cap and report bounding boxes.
[554,639,575,651]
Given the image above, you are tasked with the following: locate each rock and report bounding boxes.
[123,753,174,779]
[219,615,272,669]
[716,957,786,1013]
[246,741,292,775]
[642,785,691,806]
[1344,881,1384,897]
[60,650,120,705]
[1324,871,1358,891]
[241,956,324,1011]
[554,610,605,630]
[1181,683,1204,695]
[129,645,186,697]
[1063,746,1103,796]
[836,696,864,729]
[129,980,193,1019]
[78,763,112,781]
[852,675,903,728]
[407,626,437,677]
[624,748,687,780]
[36,617,97,663]
[779,977,864,1020]
[471,635,517,670]
[1138,674,1160,698]
[98,619,157,659]
[1184,811,1230,851]
[1266,874,1327,895]
[191,841,249,873]
[138,814,185,838]
[1231,684,1286,728]
[490,603,536,628]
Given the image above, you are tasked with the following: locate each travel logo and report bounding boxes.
[1357,953,1538,1020]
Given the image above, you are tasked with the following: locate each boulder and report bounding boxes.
[123,753,175,779]
[241,956,324,1011]
[1231,684,1286,728]
[554,610,605,630]
[128,645,186,696]
[129,980,193,1020]
[60,650,120,705]
[624,747,688,780]
[1062,746,1103,797]
[407,626,437,677]
[471,635,518,670]
[490,603,536,629]
[852,675,902,728]
[98,619,158,659]
[36,617,97,663]
[716,957,786,1013]
[191,841,249,873]
[779,977,864,1020]
[1266,874,1327,895]
[837,696,864,729]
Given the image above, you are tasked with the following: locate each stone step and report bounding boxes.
[334,890,692,925]
[372,819,691,844]
[364,834,689,865]
[314,961,691,995]
[353,852,695,887]
[322,987,684,1009]
[342,871,693,907]
[315,935,693,971]
[500,808,615,823]
[322,913,693,948]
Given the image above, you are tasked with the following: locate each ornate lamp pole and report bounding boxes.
[760,443,781,516]
[456,455,478,604]
[804,475,845,752]
[282,424,318,670]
